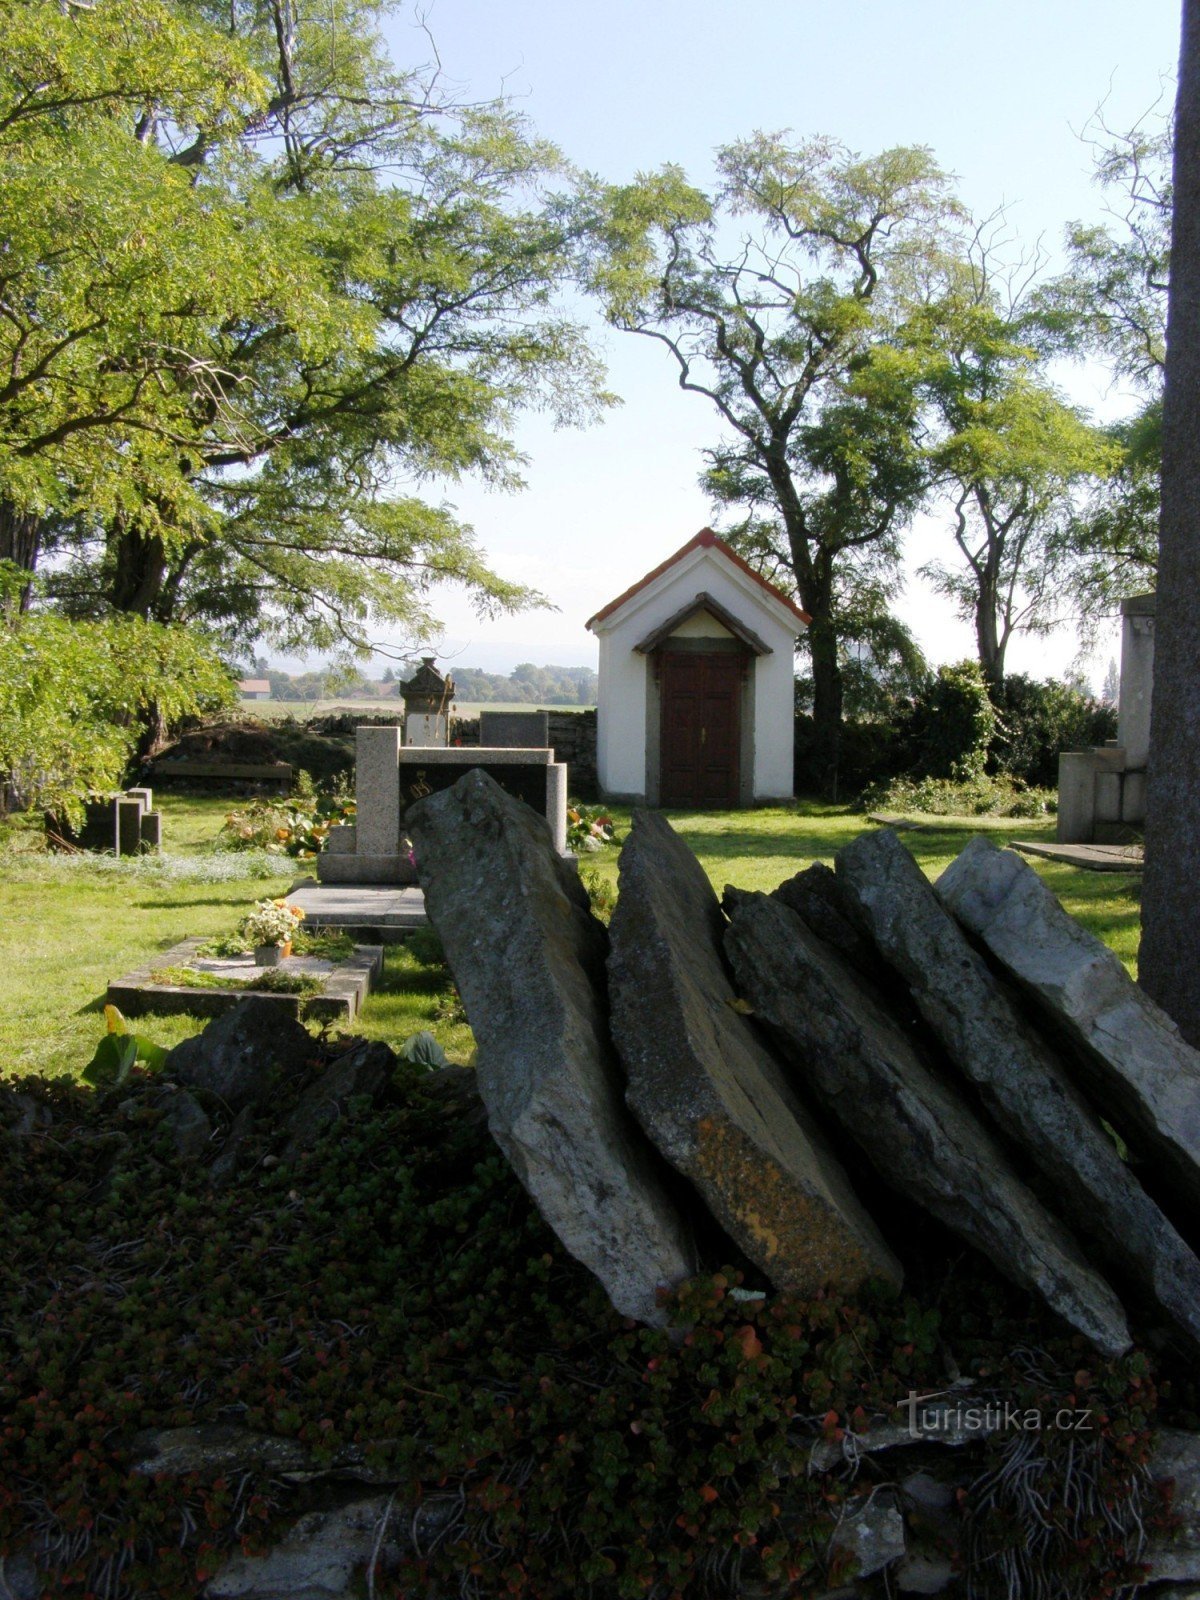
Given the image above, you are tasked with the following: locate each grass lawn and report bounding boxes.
[585,802,1143,974]
[0,793,1142,1083]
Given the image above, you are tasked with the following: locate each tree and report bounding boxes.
[584,136,958,786]
[1043,108,1171,624]
[0,594,233,825]
[918,257,1116,687]
[1140,1,1200,1043]
[1,0,606,656]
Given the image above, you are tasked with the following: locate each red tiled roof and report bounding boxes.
[585,528,810,630]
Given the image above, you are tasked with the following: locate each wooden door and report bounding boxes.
[659,652,742,807]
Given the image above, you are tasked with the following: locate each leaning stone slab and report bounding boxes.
[407,770,696,1325]
[937,835,1200,1228]
[608,811,899,1295]
[837,829,1200,1355]
[772,862,881,979]
[724,891,1131,1357]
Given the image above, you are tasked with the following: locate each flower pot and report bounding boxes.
[253,943,283,968]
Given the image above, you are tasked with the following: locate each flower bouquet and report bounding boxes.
[242,899,306,966]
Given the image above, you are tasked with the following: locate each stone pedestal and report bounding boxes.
[1055,593,1154,843]
[1057,752,1097,844]
[355,727,401,860]
[317,730,569,884]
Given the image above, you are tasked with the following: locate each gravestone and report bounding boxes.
[480,709,549,749]
[316,729,569,883]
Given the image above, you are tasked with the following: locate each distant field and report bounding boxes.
[238,697,594,718]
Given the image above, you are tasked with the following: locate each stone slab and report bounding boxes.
[287,881,428,940]
[724,890,1132,1356]
[608,811,899,1296]
[1013,839,1144,872]
[937,836,1200,1229]
[108,937,383,1023]
[837,828,1200,1354]
[399,746,554,765]
[479,709,550,748]
[315,851,417,885]
[407,769,696,1325]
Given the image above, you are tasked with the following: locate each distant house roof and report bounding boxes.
[585,528,810,631]
[239,678,271,694]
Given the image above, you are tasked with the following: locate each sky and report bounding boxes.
[345,0,1180,683]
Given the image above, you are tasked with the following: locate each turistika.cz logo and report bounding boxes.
[902,1389,1094,1439]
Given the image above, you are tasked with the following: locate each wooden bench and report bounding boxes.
[148,759,292,792]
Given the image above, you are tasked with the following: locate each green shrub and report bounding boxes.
[860,772,1056,818]
[990,674,1118,788]
[217,771,356,858]
[578,863,617,923]
[906,661,997,781]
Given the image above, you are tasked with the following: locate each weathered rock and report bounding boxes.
[130,1425,399,1487]
[407,770,696,1325]
[0,1549,39,1600]
[608,809,899,1294]
[166,999,317,1113]
[937,835,1200,1230]
[724,891,1132,1357]
[0,1089,51,1139]
[772,862,880,978]
[281,1038,394,1159]
[837,828,1200,1354]
[205,1493,413,1600]
[131,1424,310,1479]
[830,1489,907,1579]
[140,1085,211,1162]
[894,1553,955,1594]
[1148,1429,1200,1583]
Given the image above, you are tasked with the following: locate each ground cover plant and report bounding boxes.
[0,1053,1171,1600]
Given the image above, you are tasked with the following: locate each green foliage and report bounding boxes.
[567,801,618,853]
[1039,109,1170,620]
[906,661,998,781]
[860,773,1056,819]
[578,862,618,923]
[0,1062,1165,1598]
[83,1007,166,1086]
[148,965,323,996]
[990,674,1118,789]
[3,0,607,655]
[0,612,233,826]
[396,1029,449,1068]
[917,267,1118,683]
[217,773,356,858]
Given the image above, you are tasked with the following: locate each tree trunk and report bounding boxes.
[1140,0,1200,1043]
[0,498,42,610]
[975,570,1005,690]
[108,522,169,617]
[806,609,844,799]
